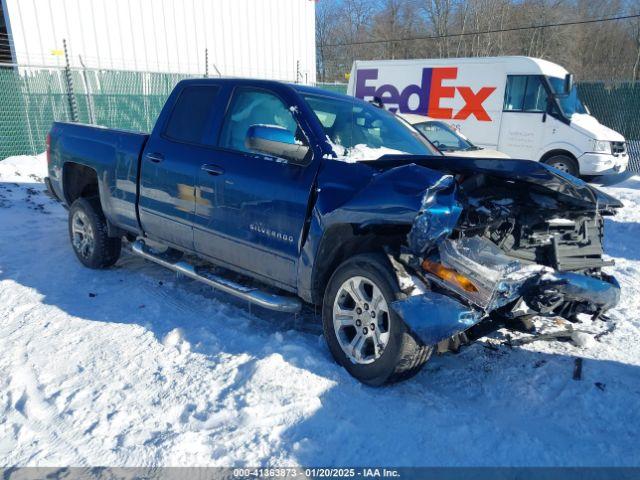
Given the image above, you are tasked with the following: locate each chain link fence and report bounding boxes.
[578,82,640,171]
[0,65,197,158]
[1,64,639,173]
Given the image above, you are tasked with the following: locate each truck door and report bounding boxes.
[498,75,548,160]
[138,85,220,250]
[193,87,320,288]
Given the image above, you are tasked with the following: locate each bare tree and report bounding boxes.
[316,0,640,82]
[629,2,640,80]
[316,0,337,82]
[420,0,456,57]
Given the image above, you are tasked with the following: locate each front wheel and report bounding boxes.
[543,155,579,177]
[322,253,432,385]
[69,197,121,269]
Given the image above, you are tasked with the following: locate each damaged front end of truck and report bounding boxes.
[317,156,622,348]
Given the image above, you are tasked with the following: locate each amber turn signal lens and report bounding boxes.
[421,259,478,293]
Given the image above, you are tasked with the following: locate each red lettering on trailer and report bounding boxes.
[453,86,496,121]
[427,67,457,119]
[354,67,498,122]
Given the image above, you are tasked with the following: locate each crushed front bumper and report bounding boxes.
[391,269,620,346]
[391,291,481,345]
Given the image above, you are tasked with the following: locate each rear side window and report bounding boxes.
[504,75,548,112]
[522,76,548,112]
[164,86,220,144]
[504,76,527,111]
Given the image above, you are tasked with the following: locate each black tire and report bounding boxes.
[322,253,432,386]
[543,155,579,177]
[68,197,121,269]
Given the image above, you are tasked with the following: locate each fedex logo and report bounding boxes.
[354,67,496,122]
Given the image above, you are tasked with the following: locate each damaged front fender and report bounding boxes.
[314,161,463,254]
[314,162,458,228]
[406,175,462,255]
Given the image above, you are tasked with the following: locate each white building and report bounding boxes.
[0,0,316,82]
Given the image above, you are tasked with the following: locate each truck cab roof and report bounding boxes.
[175,77,367,103]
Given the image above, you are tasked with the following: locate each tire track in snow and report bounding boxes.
[6,347,88,466]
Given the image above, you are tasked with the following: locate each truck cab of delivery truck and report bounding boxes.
[348,56,628,178]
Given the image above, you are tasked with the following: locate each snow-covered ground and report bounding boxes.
[0,154,639,467]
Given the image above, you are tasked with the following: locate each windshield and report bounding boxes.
[413,121,477,152]
[301,93,439,161]
[547,77,588,117]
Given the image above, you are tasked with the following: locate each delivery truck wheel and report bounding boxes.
[543,155,579,177]
[322,253,432,385]
[69,197,122,269]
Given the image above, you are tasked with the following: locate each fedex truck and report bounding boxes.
[347,56,629,177]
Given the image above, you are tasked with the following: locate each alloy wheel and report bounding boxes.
[332,276,391,364]
[71,210,95,259]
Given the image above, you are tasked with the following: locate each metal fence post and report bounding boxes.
[79,55,96,124]
[63,39,79,122]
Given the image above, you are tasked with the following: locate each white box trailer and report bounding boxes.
[347,56,628,177]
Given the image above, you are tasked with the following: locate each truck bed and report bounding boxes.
[48,122,149,235]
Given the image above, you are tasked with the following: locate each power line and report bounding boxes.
[322,13,640,48]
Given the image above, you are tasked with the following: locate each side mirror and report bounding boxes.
[563,73,574,95]
[245,125,310,165]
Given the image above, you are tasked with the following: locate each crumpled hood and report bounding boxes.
[313,155,621,266]
[570,113,625,142]
[371,155,623,210]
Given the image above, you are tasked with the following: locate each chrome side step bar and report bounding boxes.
[131,240,302,313]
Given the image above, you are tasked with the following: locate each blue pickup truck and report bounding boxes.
[46,79,621,385]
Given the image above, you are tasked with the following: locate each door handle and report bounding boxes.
[146,152,164,163]
[201,164,224,176]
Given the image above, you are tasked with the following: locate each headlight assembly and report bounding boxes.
[593,140,612,154]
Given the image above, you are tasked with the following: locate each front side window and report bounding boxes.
[219,89,303,155]
[414,121,475,152]
[504,75,548,112]
[302,93,438,160]
[164,86,220,144]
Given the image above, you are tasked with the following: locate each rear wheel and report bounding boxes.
[322,253,432,385]
[543,155,579,177]
[69,197,121,269]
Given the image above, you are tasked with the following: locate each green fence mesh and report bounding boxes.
[315,82,348,95]
[0,66,638,172]
[0,66,197,158]
[578,82,640,171]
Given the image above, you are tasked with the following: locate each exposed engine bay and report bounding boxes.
[390,168,621,344]
[457,173,612,273]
